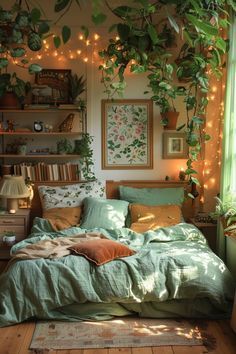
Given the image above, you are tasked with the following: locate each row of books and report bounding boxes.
[11,162,81,182]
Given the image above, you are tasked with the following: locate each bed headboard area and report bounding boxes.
[29,180,194,226]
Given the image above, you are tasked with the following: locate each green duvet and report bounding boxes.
[0,219,235,327]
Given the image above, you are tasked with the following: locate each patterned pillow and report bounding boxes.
[38,180,106,210]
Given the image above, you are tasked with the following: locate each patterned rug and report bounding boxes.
[30,317,203,350]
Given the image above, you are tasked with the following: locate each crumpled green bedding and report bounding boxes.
[0,219,234,327]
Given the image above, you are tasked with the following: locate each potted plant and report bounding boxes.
[68,73,86,104]
[2,230,16,247]
[210,197,236,234]
[0,72,31,109]
[57,138,73,155]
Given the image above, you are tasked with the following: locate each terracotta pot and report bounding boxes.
[161,111,179,130]
[0,92,20,109]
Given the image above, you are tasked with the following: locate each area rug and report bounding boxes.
[30,317,203,350]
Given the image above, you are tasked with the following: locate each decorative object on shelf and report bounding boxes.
[28,147,50,155]
[34,121,44,132]
[2,231,16,247]
[5,137,28,155]
[0,73,31,109]
[58,113,75,132]
[35,69,71,105]
[179,168,186,181]
[44,124,53,132]
[68,73,86,104]
[6,119,15,132]
[0,175,30,212]
[165,176,170,181]
[102,99,153,169]
[57,138,73,155]
[17,144,27,156]
[162,132,188,159]
[32,85,53,105]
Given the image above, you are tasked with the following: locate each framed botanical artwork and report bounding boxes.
[162,132,188,159]
[34,69,71,105]
[102,99,153,169]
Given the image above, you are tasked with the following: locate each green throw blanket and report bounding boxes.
[0,219,234,327]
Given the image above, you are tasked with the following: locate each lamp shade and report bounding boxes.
[0,175,30,199]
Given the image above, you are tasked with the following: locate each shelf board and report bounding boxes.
[0,131,82,135]
[0,109,80,113]
[0,154,80,158]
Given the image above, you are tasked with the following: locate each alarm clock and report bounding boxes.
[34,121,43,132]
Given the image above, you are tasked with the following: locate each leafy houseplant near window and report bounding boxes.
[210,197,236,235]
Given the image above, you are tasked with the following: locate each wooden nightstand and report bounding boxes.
[0,209,30,260]
[189,218,217,252]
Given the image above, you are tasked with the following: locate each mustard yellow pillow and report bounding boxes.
[129,204,182,233]
[43,207,82,231]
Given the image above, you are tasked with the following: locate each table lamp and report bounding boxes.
[0,175,30,213]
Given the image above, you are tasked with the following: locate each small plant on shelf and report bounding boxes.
[57,138,73,155]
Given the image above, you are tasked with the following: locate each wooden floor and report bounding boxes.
[0,262,236,354]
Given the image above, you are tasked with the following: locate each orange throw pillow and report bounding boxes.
[68,239,135,265]
[43,207,82,231]
[130,204,181,233]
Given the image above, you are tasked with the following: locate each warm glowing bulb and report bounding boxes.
[94,33,100,40]
[210,178,216,184]
[77,49,81,55]
[79,34,84,40]
[37,54,42,59]
[83,57,88,62]
[115,36,120,41]
[43,40,47,44]
[86,40,90,46]
[204,184,208,189]
[212,86,217,92]
[207,121,213,128]
[69,54,74,59]
[53,51,58,57]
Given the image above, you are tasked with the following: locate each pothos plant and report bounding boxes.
[74,133,95,181]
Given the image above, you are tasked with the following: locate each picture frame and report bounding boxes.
[162,132,188,159]
[34,69,71,105]
[102,99,153,169]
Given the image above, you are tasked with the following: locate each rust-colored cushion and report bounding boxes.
[43,207,82,231]
[130,204,182,233]
[68,239,135,265]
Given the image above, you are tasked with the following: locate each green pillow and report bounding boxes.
[119,186,184,206]
[80,197,129,229]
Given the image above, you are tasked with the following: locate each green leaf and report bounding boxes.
[147,24,158,44]
[28,63,42,74]
[188,193,195,199]
[31,8,41,24]
[186,14,218,36]
[54,0,70,12]
[204,134,211,141]
[38,21,50,35]
[109,24,117,33]
[191,177,200,186]
[92,13,107,25]
[21,58,29,65]
[113,6,133,18]
[81,25,89,40]
[0,58,8,68]
[53,36,61,48]
[10,47,26,57]
[117,23,130,41]
[62,25,71,44]
[215,37,226,53]
[168,15,179,33]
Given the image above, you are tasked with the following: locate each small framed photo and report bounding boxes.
[162,132,188,159]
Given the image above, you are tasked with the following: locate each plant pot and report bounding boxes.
[0,92,20,109]
[161,111,179,130]
[17,144,27,155]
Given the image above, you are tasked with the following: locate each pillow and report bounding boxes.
[80,197,129,229]
[38,180,106,210]
[119,186,184,206]
[68,239,135,265]
[129,204,182,233]
[43,207,82,231]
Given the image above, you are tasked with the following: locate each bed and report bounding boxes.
[0,180,235,327]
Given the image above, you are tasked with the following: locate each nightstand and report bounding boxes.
[0,209,30,260]
[189,217,217,252]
